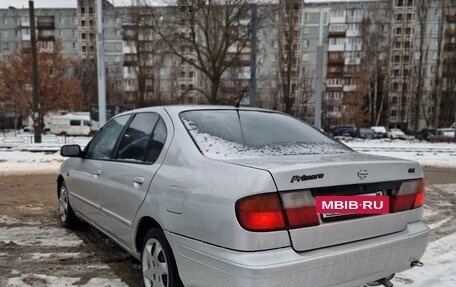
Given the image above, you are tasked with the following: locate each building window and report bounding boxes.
[3,18,8,25]
[58,30,64,38]
[3,43,9,50]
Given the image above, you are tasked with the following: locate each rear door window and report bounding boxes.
[145,118,167,163]
[116,113,167,164]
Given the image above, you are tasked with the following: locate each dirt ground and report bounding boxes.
[0,167,455,286]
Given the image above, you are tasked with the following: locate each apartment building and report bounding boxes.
[440,2,456,127]
[1,0,453,130]
[0,6,78,58]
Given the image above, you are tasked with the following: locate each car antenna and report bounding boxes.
[234,87,248,108]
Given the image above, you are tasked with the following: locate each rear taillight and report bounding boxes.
[413,179,426,208]
[390,179,426,213]
[236,193,286,232]
[236,190,320,232]
[281,191,320,228]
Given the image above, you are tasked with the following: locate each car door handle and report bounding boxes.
[133,177,145,189]
[133,177,145,184]
[93,170,102,177]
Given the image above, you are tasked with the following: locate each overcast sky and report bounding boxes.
[0,0,371,9]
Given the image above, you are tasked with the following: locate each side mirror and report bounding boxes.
[61,145,82,157]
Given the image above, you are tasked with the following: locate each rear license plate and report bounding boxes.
[321,191,384,218]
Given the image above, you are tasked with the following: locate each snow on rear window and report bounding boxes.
[181,110,350,159]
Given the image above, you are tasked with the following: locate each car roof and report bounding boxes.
[115,105,278,118]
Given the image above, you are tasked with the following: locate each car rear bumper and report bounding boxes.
[166,221,430,287]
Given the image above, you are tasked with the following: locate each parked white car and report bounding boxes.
[58,106,429,287]
[387,128,411,140]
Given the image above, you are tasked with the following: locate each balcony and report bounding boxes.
[445,43,456,51]
[446,28,456,37]
[328,31,346,38]
[123,54,137,66]
[325,86,344,92]
[38,35,55,41]
[37,16,54,29]
[37,21,54,29]
[447,14,456,23]
[328,57,345,66]
[345,57,361,65]
[327,69,343,77]
[22,43,31,53]
[123,30,137,41]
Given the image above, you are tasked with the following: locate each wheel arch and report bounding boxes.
[135,216,163,254]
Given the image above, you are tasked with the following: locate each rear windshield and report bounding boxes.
[180,110,351,159]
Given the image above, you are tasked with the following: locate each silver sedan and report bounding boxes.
[58,106,429,287]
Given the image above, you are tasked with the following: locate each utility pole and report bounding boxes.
[96,0,107,125]
[249,4,257,107]
[314,9,324,129]
[29,0,41,143]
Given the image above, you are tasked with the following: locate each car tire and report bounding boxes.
[141,229,183,287]
[58,182,80,229]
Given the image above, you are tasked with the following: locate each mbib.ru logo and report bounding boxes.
[316,196,389,215]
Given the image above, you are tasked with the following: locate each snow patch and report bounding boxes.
[394,233,456,287]
[29,252,82,261]
[0,227,83,247]
[345,141,456,168]
[0,215,21,225]
[7,274,128,287]
[428,218,451,230]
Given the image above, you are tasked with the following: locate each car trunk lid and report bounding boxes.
[224,152,423,251]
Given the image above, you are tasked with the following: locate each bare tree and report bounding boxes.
[360,5,392,127]
[433,0,452,128]
[296,71,315,121]
[139,0,257,104]
[0,42,84,121]
[278,0,301,115]
[124,8,169,107]
[414,0,431,132]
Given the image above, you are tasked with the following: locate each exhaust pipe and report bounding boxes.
[365,274,395,287]
[377,278,394,287]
